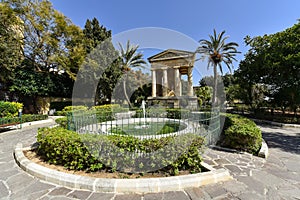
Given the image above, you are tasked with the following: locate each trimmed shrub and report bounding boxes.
[55,117,68,129]
[218,114,262,154]
[91,104,127,113]
[37,127,101,171]
[56,105,88,116]
[36,127,205,175]
[0,101,23,117]
[166,108,191,119]
[0,114,47,128]
[21,114,48,122]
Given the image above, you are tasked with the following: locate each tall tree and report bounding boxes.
[236,21,300,113]
[4,0,85,112]
[0,2,23,83]
[118,41,146,108]
[82,18,121,104]
[6,0,85,79]
[83,17,111,54]
[196,30,239,105]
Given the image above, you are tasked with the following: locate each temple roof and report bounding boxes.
[148,49,195,62]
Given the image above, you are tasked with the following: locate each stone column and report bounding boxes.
[174,66,181,96]
[162,68,168,97]
[187,66,193,96]
[151,69,156,97]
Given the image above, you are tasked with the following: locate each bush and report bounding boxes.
[0,114,47,127]
[0,101,23,117]
[133,108,191,119]
[21,114,48,123]
[36,127,205,175]
[55,117,68,129]
[166,108,191,119]
[37,127,101,171]
[56,105,88,116]
[91,104,127,113]
[218,114,262,154]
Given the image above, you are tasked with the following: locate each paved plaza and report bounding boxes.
[0,119,299,200]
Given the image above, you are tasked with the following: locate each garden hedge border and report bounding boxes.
[14,143,232,194]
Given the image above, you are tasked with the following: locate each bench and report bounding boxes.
[0,118,21,129]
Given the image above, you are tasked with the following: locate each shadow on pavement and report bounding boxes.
[262,129,300,155]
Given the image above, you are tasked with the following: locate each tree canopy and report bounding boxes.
[235,21,300,112]
[1,0,85,100]
[0,2,23,83]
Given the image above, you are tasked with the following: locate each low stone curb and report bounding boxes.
[258,139,269,159]
[14,143,232,194]
[251,118,300,128]
[210,137,269,159]
[4,117,57,130]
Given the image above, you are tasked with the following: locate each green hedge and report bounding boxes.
[36,127,205,175]
[134,108,191,119]
[56,105,88,116]
[218,114,262,154]
[0,101,23,117]
[21,114,48,123]
[0,114,48,127]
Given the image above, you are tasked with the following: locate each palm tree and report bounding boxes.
[196,29,240,105]
[119,40,146,108]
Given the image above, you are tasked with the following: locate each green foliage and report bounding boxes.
[21,114,48,123]
[82,17,122,103]
[55,117,68,129]
[196,29,240,105]
[133,108,190,119]
[91,104,127,113]
[83,17,112,54]
[236,22,300,112]
[118,40,147,108]
[0,117,20,126]
[0,101,23,117]
[56,105,88,116]
[109,121,186,136]
[195,86,212,107]
[166,108,191,119]
[156,122,186,135]
[37,127,102,171]
[129,70,152,106]
[0,2,23,83]
[36,127,205,175]
[4,0,85,98]
[218,114,262,154]
[0,114,47,127]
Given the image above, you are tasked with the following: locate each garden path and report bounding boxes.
[0,119,299,199]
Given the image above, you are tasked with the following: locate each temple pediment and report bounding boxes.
[147,49,197,109]
[148,49,195,63]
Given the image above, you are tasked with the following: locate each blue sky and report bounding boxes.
[50,0,299,84]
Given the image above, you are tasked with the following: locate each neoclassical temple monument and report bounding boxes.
[147,49,198,109]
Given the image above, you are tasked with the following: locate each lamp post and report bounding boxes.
[18,108,22,129]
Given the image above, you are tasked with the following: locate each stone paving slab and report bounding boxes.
[0,121,299,199]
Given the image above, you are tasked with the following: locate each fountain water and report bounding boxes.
[135,100,149,129]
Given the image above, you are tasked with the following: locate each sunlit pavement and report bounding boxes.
[0,119,299,200]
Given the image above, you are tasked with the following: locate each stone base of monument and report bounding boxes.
[147,96,198,110]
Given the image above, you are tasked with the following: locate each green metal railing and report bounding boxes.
[67,108,221,146]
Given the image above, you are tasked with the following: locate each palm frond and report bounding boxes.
[196,29,240,74]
